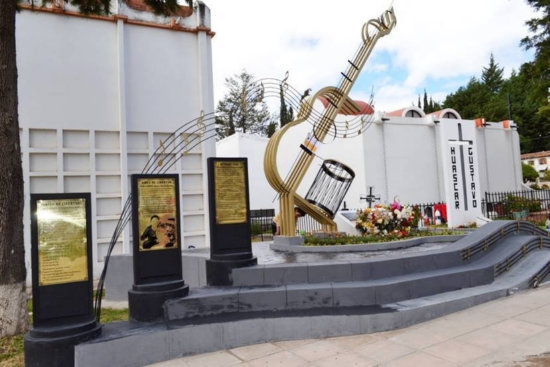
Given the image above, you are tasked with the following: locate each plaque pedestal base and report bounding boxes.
[24,319,101,367]
[206,257,258,286]
[128,280,189,322]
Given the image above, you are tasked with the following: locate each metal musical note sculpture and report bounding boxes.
[264,7,397,236]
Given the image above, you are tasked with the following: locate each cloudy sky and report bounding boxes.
[203,0,537,113]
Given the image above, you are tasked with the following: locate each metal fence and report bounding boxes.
[250,209,275,241]
[297,215,323,234]
[483,190,550,223]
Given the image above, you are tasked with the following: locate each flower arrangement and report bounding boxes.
[355,201,418,237]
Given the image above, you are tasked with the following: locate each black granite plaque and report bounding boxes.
[206,158,257,285]
[25,193,101,367]
[128,174,188,322]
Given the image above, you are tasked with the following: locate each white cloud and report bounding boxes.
[205,0,536,111]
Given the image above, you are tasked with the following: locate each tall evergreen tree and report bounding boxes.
[279,84,294,128]
[215,70,271,139]
[423,89,429,113]
[481,53,504,93]
[519,0,550,152]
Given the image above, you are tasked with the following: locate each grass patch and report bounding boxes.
[303,229,465,246]
[0,335,24,367]
[1,303,128,367]
[100,307,128,323]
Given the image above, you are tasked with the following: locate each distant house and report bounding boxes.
[521,151,550,176]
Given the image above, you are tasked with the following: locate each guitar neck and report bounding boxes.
[323,8,397,120]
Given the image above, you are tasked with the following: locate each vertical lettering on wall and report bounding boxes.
[441,118,484,227]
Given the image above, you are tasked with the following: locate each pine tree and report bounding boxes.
[482,53,504,94]
[279,84,294,128]
[215,70,271,139]
[423,89,429,113]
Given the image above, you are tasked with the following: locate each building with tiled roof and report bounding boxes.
[521,151,550,175]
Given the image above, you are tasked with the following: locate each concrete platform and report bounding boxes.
[77,221,550,367]
[149,283,550,367]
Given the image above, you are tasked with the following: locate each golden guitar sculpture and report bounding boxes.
[264,7,397,237]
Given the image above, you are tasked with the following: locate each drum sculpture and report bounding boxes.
[264,7,397,236]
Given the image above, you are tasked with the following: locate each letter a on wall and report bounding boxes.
[438,119,484,227]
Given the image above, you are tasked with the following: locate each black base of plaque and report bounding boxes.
[128,280,189,322]
[24,320,101,367]
[206,257,258,286]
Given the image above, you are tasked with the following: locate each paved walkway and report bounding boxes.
[148,283,550,367]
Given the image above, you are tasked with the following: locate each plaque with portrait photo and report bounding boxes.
[136,177,179,251]
[131,174,183,287]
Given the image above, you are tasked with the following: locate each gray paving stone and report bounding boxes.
[375,281,412,304]
[167,323,225,357]
[370,258,405,279]
[308,261,352,283]
[238,286,287,312]
[164,288,239,320]
[309,314,363,338]
[263,263,308,286]
[264,316,314,341]
[232,265,265,286]
[221,318,269,348]
[286,283,333,309]
[350,261,373,281]
[332,282,375,307]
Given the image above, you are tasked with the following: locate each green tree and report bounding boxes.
[481,53,504,93]
[215,70,271,139]
[443,77,492,119]
[423,90,429,113]
[266,120,277,138]
[279,84,294,128]
[518,0,550,153]
[521,0,550,76]
[0,0,27,336]
[522,163,540,183]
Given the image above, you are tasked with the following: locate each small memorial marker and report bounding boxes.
[25,193,101,367]
[128,174,189,322]
[206,158,257,285]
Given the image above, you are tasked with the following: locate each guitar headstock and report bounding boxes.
[362,6,397,44]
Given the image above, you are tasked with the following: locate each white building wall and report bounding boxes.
[17,12,119,131]
[218,114,523,218]
[17,5,215,281]
[365,119,442,204]
[481,125,523,192]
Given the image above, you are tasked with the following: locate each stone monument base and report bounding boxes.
[128,280,189,322]
[206,257,258,286]
[273,235,304,246]
[24,319,101,367]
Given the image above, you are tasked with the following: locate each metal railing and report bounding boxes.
[250,209,275,241]
[483,190,550,223]
[297,214,323,234]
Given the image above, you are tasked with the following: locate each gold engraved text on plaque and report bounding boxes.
[214,161,247,224]
[37,198,88,286]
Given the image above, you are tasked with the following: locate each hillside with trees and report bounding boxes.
[443,0,549,154]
